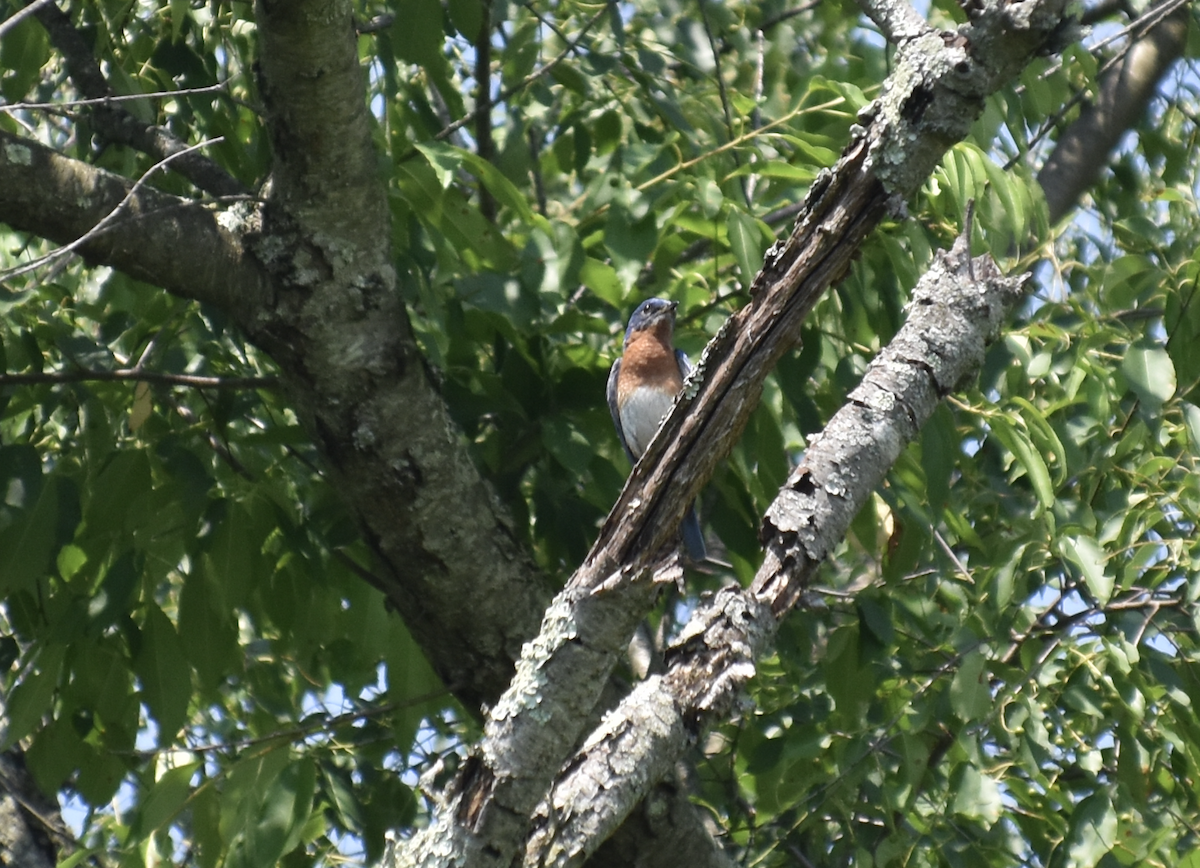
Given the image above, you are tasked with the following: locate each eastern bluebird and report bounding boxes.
[607,298,707,562]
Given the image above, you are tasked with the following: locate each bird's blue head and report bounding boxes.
[624,297,678,344]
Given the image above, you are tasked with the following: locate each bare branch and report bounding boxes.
[0,138,224,281]
[1,82,230,115]
[524,235,1028,868]
[0,369,276,389]
[395,1,1072,864]
[853,0,928,43]
[28,0,248,199]
[1037,0,1190,222]
[0,0,53,39]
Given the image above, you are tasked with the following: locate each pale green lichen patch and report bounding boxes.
[3,141,32,166]
[488,595,579,722]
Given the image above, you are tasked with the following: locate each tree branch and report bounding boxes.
[29,0,249,199]
[0,0,52,39]
[0,370,276,389]
[524,232,1028,868]
[853,0,928,43]
[249,0,553,712]
[0,129,269,320]
[395,1,1071,865]
[0,138,224,282]
[1037,0,1190,223]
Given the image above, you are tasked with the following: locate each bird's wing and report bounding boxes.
[674,348,693,381]
[606,358,635,462]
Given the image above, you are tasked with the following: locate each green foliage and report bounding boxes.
[2,0,1200,866]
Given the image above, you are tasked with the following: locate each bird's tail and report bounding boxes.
[681,503,708,563]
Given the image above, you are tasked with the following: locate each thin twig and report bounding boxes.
[474,4,497,223]
[431,6,606,144]
[699,0,748,204]
[634,96,842,193]
[757,0,821,32]
[933,528,974,584]
[0,0,54,39]
[0,368,275,389]
[119,688,454,759]
[0,82,230,114]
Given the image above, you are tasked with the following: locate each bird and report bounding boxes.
[607,297,707,563]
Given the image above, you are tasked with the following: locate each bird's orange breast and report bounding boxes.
[617,329,683,403]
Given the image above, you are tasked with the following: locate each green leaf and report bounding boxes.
[950,650,989,722]
[697,178,723,218]
[25,714,86,795]
[919,404,956,514]
[191,782,222,868]
[69,637,134,726]
[1060,534,1113,605]
[1063,792,1116,868]
[136,761,202,837]
[727,209,764,290]
[579,257,625,306]
[84,450,152,542]
[0,16,50,102]
[950,763,1002,823]
[416,142,537,223]
[823,626,873,726]
[1122,340,1176,408]
[389,0,445,67]
[86,552,138,634]
[75,745,127,805]
[220,745,292,843]
[179,569,241,692]
[542,417,595,476]
[1,643,64,749]
[1011,396,1067,485]
[446,0,483,38]
[856,596,893,647]
[988,416,1054,512]
[604,202,657,285]
[226,757,315,868]
[0,473,59,594]
[135,603,192,740]
[1185,401,1200,455]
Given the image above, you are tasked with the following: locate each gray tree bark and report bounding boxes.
[0,0,1190,866]
[1038,0,1191,223]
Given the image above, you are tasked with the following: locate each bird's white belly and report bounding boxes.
[621,386,676,458]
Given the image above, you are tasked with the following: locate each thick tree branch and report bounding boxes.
[0,130,269,320]
[525,233,1028,868]
[29,0,248,199]
[0,750,68,868]
[1037,0,1190,223]
[396,2,1071,865]
[854,0,928,43]
[248,0,552,711]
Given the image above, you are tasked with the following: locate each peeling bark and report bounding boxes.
[0,0,1189,865]
[395,2,1069,865]
[524,233,1027,868]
